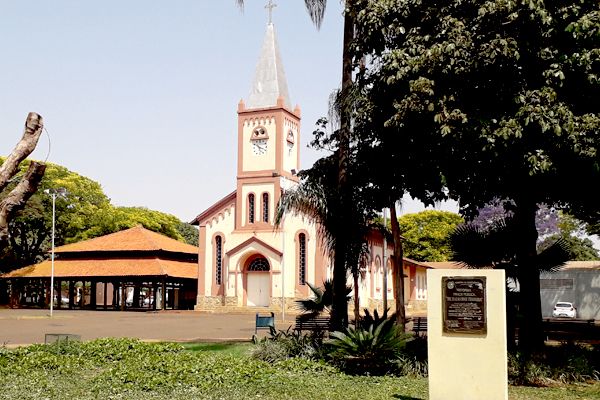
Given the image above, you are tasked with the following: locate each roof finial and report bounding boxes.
[265,0,277,24]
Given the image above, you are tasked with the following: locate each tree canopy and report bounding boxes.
[349,0,600,350]
[0,158,197,272]
[399,210,464,262]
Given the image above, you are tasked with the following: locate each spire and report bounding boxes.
[246,19,292,110]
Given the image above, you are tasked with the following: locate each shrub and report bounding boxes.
[393,336,429,378]
[251,328,325,362]
[328,311,412,376]
[508,342,600,386]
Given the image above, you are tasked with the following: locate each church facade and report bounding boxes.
[192,21,430,313]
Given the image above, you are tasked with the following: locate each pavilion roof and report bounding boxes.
[54,226,198,255]
[2,258,197,280]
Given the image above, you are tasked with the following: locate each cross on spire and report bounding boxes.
[265,0,277,24]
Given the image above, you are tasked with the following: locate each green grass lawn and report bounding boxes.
[0,339,597,400]
[180,341,252,356]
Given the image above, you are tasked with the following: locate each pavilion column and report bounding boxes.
[161,279,166,310]
[133,284,141,308]
[152,283,158,311]
[90,280,97,309]
[112,282,118,309]
[121,283,126,311]
[44,279,50,308]
[10,280,19,307]
[55,279,61,309]
[103,282,108,310]
[68,281,75,309]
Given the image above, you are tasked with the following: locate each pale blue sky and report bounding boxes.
[1,1,456,222]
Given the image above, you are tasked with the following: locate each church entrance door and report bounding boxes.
[247,273,270,307]
[245,256,271,307]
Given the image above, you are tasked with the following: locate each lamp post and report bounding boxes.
[45,187,67,317]
[382,208,388,313]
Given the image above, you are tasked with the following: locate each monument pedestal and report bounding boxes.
[427,269,508,400]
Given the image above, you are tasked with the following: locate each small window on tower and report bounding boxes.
[248,194,255,223]
[215,236,223,285]
[262,193,269,223]
[253,126,268,138]
[298,233,306,285]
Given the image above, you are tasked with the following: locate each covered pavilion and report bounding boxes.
[0,226,198,311]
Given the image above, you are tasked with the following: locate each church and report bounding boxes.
[191,18,430,314]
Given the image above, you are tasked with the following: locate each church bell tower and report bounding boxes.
[235,10,301,231]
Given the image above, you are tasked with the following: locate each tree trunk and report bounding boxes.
[0,113,44,192]
[389,203,406,329]
[353,268,360,326]
[330,5,355,332]
[0,113,46,245]
[514,199,543,352]
[0,162,46,243]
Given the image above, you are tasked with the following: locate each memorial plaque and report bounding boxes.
[442,276,487,334]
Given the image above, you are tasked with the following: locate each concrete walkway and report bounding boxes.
[0,309,297,347]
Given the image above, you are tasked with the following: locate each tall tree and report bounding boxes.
[399,210,464,262]
[275,155,373,324]
[0,113,46,244]
[1,160,193,273]
[350,0,600,351]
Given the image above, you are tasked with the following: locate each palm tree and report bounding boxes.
[295,280,352,320]
[274,154,371,325]
[235,0,356,332]
[450,218,570,348]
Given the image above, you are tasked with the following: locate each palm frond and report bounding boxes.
[450,218,522,269]
[450,223,495,268]
[537,237,569,272]
[275,179,337,256]
[304,0,327,29]
[235,0,244,11]
[307,281,324,298]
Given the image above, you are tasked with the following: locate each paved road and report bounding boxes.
[0,309,297,347]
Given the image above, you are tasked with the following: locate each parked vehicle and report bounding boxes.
[552,302,576,318]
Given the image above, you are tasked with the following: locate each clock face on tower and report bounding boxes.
[287,129,295,155]
[252,138,268,155]
[251,126,269,156]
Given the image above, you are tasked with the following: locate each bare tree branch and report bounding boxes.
[0,112,44,193]
[0,162,46,243]
[0,113,46,245]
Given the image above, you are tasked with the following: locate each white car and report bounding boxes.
[552,302,576,318]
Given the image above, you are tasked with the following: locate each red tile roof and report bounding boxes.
[55,226,198,254]
[422,261,465,269]
[2,258,197,279]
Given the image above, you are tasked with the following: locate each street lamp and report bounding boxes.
[382,208,388,313]
[45,187,67,317]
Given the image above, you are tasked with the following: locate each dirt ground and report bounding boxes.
[0,308,297,347]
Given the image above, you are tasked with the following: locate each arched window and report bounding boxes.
[262,193,269,223]
[248,257,270,272]
[298,233,306,285]
[215,236,223,285]
[248,194,255,223]
[375,257,382,295]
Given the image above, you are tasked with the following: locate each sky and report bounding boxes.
[0,0,457,223]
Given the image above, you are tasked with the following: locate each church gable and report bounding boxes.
[225,236,283,259]
[190,191,236,227]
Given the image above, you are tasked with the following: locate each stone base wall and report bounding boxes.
[195,295,239,310]
[269,297,298,312]
[195,294,429,315]
[349,299,427,316]
[406,299,427,312]
[356,299,398,315]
